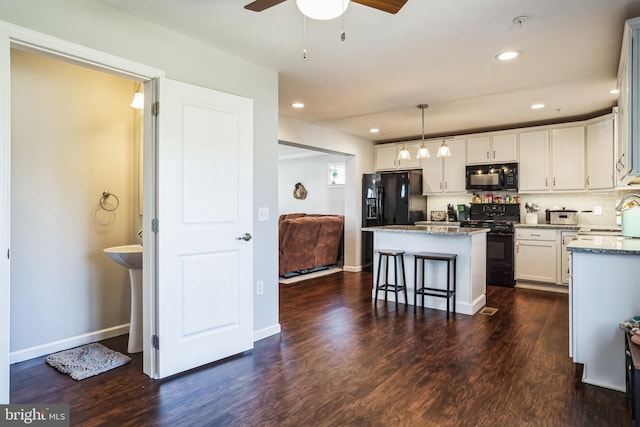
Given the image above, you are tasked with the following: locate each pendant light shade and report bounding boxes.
[398,144,411,160]
[131,83,144,109]
[295,0,350,20]
[415,104,431,159]
[437,140,452,157]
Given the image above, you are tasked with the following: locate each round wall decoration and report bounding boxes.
[293,182,308,200]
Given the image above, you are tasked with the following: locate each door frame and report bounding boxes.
[0,20,165,401]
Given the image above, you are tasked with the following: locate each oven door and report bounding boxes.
[486,232,515,287]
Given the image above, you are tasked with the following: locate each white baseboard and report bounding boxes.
[254,324,281,342]
[342,265,361,272]
[10,324,130,364]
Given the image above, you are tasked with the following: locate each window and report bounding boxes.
[328,163,345,186]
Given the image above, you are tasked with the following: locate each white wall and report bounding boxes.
[10,50,135,355]
[278,153,346,216]
[278,116,375,271]
[0,0,279,346]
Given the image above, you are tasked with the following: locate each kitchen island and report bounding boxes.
[568,232,640,391]
[363,225,489,315]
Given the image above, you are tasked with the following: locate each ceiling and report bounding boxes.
[102,0,640,143]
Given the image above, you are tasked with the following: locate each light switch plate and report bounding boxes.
[594,206,602,216]
[258,207,269,222]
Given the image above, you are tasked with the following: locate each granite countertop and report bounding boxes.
[362,225,489,236]
[514,223,581,230]
[568,234,640,255]
[415,221,461,226]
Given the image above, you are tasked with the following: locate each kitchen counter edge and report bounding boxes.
[362,225,489,236]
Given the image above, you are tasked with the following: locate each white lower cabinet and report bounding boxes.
[515,228,558,284]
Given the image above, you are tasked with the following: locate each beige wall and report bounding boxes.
[10,49,137,356]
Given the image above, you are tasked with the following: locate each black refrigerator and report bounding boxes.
[361,171,427,271]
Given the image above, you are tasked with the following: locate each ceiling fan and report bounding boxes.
[244,0,408,15]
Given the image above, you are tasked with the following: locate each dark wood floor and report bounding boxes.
[11,272,630,426]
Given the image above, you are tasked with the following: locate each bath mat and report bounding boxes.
[45,342,131,381]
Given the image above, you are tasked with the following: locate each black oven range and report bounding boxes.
[459,203,520,287]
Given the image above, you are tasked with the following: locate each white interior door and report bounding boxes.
[0,26,10,404]
[154,78,254,378]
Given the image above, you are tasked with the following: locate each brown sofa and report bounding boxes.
[278,213,344,276]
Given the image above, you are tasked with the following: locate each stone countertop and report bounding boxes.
[362,225,489,236]
[415,221,461,226]
[514,223,581,230]
[568,234,640,255]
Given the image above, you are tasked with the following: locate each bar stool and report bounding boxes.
[413,252,457,319]
[374,249,407,306]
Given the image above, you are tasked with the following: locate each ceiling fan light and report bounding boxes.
[295,0,350,20]
[416,145,430,159]
[398,145,411,160]
[437,142,451,158]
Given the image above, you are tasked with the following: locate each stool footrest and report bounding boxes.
[416,287,455,298]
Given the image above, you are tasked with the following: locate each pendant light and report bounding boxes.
[416,104,431,159]
[437,139,452,158]
[295,0,350,20]
[397,144,411,160]
[130,83,144,109]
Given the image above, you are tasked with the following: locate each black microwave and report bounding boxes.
[465,163,518,191]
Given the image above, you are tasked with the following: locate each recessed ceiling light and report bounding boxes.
[531,103,545,110]
[496,51,520,61]
[610,88,620,95]
[291,102,304,108]
[369,128,380,133]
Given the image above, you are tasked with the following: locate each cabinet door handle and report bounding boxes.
[445,181,448,189]
[545,178,548,187]
[553,177,556,187]
[516,242,519,253]
[440,182,443,189]
[486,151,490,159]
[493,150,496,159]
[586,176,590,186]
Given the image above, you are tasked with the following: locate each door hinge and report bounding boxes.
[152,334,159,350]
[6,249,9,259]
[152,218,159,233]
[152,101,159,117]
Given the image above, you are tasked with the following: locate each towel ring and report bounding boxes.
[99,191,120,211]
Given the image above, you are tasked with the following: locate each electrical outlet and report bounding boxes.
[594,206,602,216]
[256,280,264,295]
[258,207,269,222]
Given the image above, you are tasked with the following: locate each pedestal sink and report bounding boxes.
[103,244,143,353]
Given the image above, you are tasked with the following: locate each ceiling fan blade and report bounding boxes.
[352,0,408,14]
[244,0,288,12]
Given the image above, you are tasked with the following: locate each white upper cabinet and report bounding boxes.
[616,17,640,184]
[518,131,550,192]
[586,117,614,190]
[422,139,466,194]
[492,134,518,163]
[375,142,422,171]
[466,134,517,164]
[375,144,400,170]
[551,126,585,190]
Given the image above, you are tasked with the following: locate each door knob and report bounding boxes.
[236,233,252,241]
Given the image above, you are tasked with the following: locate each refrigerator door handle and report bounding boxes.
[376,188,384,225]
